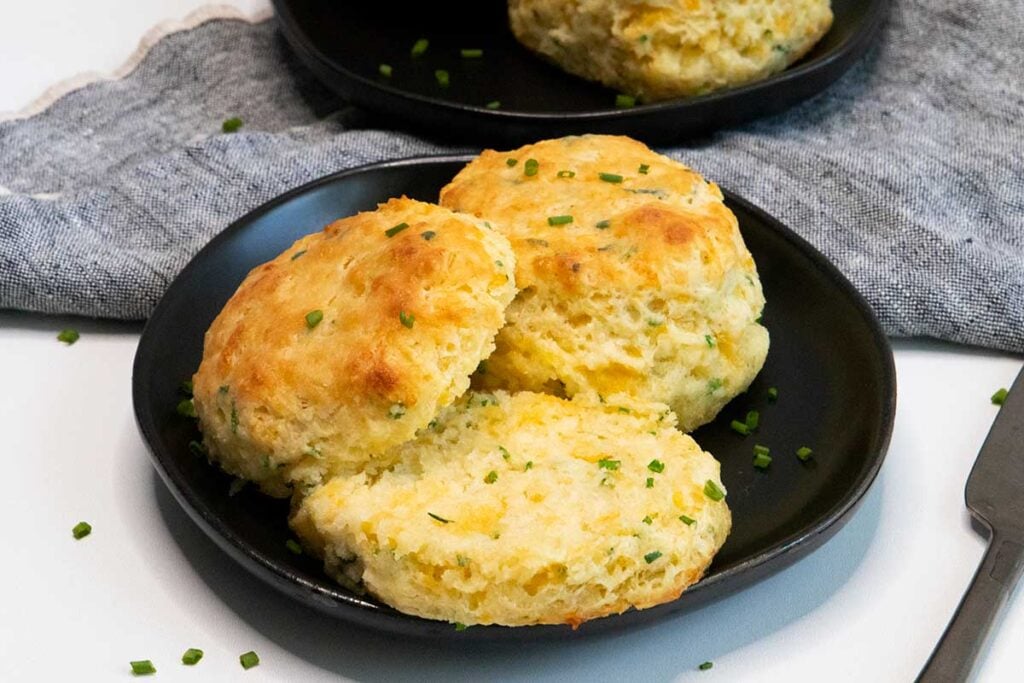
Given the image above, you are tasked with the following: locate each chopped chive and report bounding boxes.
[597,458,621,471]
[646,477,654,488]
[388,403,406,419]
[617,406,631,414]
[454,622,468,631]
[457,554,469,567]
[460,48,483,58]
[615,94,636,108]
[239,651,260,670]
[230,401,238,433]
[285,539,303,555]
[378,63,393,77]
[707,378,723,392]
[399,311,415,329]
[385,221,410,237]
[699,661,714,671]
[796,446,814,461]
[434,69,450,87]
[305,309,324,328]
[647,318,663,327]
[506,158,518,167]
[181,648,204,665]
[642,515,653,525]
[730,419,750,436]
[638,164,650,175]
[420,230,436,240]
[176,398,197,418]
[57,328,80,344]
[484,470,498,484]
[524,158,539,176]
[72,521,92,539]
[547,215,574,226]
[485,100,501,110]
[753,452,772,469]
[595,220,611,229]
[644,550,662,564]
[428,512,452,524]
[498,445,511,460]
[705,334,715,348]
[647,459,665,473]
[188,440,207,457]
[179,380,195,396]
[679,514,696,526]
[524,461,533,470]
[704,480,726,501]
[753,444,770,456]
[599,172,624,184]
[291,249,307,260]
[130,660,156,676]
[557,170,576,178]
[411,38,429,57]
[992,388,1009,405]
[222,117,243,133]
[745,410,760,429]
[767,386,779,401]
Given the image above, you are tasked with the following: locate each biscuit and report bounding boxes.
[509,0,833,101]
[192,198,517,497]
[291,391,731,627]
[440,135,768,432]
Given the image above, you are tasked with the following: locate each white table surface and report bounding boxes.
[2,2,1022,681]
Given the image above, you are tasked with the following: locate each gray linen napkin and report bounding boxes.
[1,1,1021,352]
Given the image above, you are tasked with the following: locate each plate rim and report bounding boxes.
[270,0,890,121]
[132,155,896,638]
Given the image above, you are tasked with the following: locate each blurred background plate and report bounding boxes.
[133,157,895,640]
[272,0,888,145]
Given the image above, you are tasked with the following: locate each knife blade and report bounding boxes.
[918,364,1024,683]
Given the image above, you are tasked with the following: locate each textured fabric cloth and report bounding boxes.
[0,2,1021,352]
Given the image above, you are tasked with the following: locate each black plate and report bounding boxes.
[132,157,896,640]
[272,0,888,145]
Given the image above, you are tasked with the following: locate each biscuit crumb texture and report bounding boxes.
[192,198,517,497]
[292,391,731,627]
[509,0,833,100]
[440,135,768,432]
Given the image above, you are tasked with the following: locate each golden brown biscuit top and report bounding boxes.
[440,135,752,295]
[194,197,514,456]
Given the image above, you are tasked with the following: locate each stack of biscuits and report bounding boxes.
[192,135,769,628]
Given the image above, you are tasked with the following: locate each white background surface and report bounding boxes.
[1,2,1022,681]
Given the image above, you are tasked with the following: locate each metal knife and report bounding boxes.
[918,364,1024,682]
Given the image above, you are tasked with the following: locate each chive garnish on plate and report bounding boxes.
[599,172,624,183]
[460,48,483,58]
[428,512,452,524]
[222,117,243,133]
[485,100,501,109]
[435,69,450,87]
[992,388,1008,405]
[181,649,204,666]
[647,459,665,473]
[72,521,92,539]
[411,38,429,57]
[378,63,393,77]
[597,458,621,470]
[524,158,539,176]
[547,215,573,226]
[679,514,696,526]
[615,94,636,108]
[644,550,662,563]
[796,446,814,461]
[399,311,415,329]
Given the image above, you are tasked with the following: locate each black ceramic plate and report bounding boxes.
[133,157,895,640]
[272,0,888,145]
